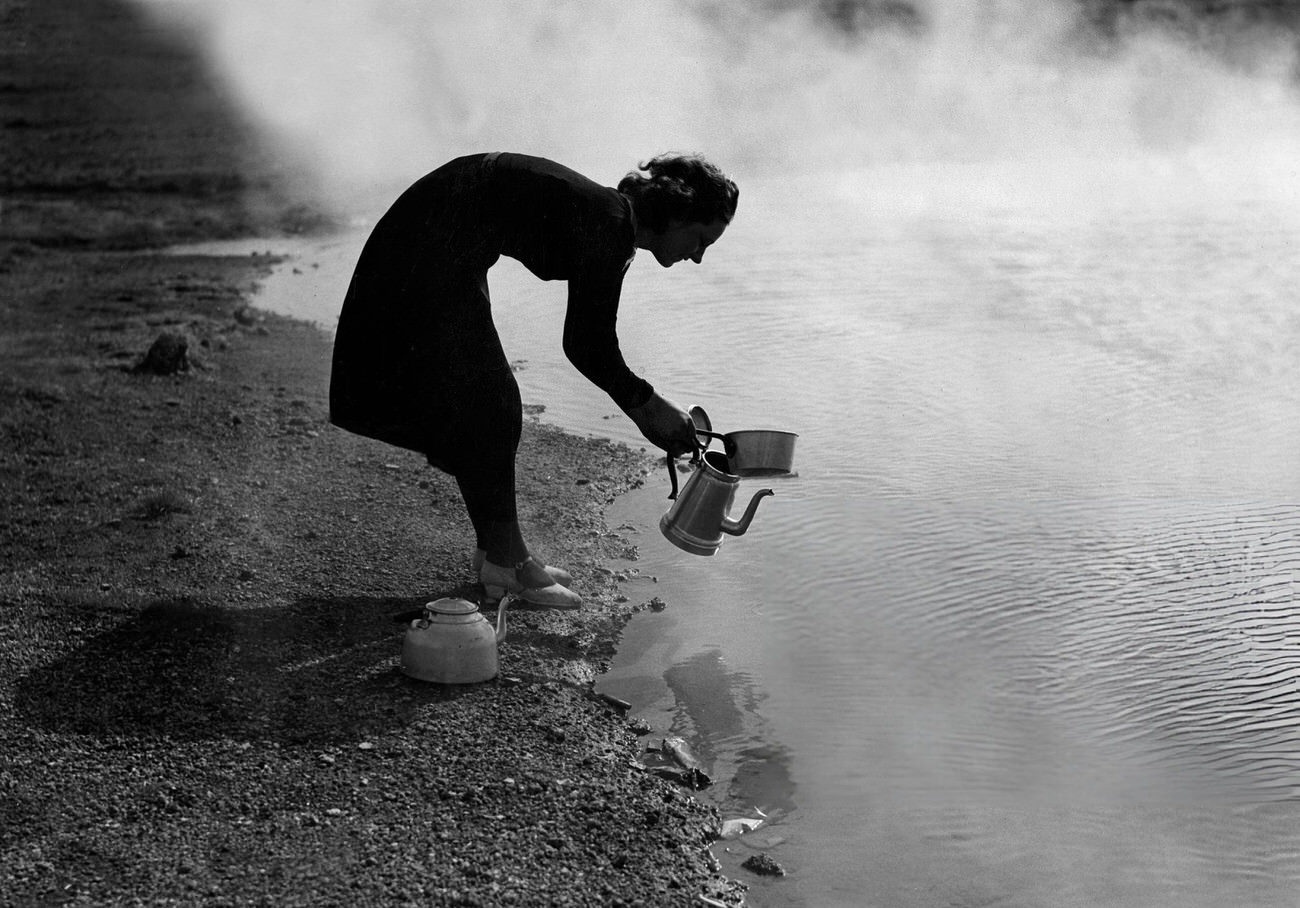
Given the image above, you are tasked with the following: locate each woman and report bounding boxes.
[329,152,738,608]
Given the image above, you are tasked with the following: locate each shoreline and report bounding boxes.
[0,1,742,904]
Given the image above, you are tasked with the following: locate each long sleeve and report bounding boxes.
[562,265,653,412]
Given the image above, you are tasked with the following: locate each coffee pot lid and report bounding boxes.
[425,597,478,616]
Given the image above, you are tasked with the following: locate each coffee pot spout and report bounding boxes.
[720,488,774,537]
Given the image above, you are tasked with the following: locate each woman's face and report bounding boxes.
[648,218,729,268]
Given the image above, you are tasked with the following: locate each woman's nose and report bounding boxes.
[690,249,705,264]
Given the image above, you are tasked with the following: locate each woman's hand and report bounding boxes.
[626,392,697,457]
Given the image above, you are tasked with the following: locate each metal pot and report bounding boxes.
[699,428,798,477]
[665,405,798,499]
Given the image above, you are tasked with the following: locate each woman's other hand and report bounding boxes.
[626,392,696,457]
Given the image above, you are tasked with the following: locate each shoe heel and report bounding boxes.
[483,583,507,602]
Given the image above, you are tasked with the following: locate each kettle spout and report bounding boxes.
[720,489,775,537]
[494,597,509,645]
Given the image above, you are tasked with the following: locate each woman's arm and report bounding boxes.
[562,268,651,410]
[562,271,695,455]
[624,391,696,457]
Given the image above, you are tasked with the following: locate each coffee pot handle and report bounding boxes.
[665,442,707,499]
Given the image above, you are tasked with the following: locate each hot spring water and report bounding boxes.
[227,159,1300,906]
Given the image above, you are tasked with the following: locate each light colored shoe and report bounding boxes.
[472,548,572,588]
[480,557,582,610]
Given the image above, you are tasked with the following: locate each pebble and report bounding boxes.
[741,853,786,877]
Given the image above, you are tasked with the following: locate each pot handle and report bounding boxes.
[695,429,740,459]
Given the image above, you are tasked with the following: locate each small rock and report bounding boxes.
[681,767,713,790]
[596,692,631,711]
[742,853,786,877]
[135,332,189,375]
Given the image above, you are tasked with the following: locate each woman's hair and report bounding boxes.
[618,153,739,233]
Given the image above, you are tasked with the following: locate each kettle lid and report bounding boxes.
[425,597,479,616]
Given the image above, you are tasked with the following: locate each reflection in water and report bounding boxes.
[663,649,796,815]
[602,636,800,901]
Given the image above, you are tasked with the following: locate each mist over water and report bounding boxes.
[141,0,1300,214]
[146,2,1300,905]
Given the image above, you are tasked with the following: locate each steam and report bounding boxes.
[134,0,1300,218]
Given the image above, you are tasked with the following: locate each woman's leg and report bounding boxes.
[451,380,578,605]
[455,473,528,568]
[456,470,577,599]
[451,354,526,563]
[424,276,578,604]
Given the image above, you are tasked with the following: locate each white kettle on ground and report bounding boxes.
[401,597,507,684]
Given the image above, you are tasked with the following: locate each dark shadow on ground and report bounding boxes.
[14,595,465,744]
[14,590,604,745]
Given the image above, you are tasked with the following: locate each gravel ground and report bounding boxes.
[0,1,744,904]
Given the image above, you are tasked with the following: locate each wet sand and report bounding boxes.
[0,1,742,904]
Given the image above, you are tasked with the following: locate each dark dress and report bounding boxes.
[329,153,653,486]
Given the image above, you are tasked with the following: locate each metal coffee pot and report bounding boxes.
[660,450,774,556]
[401,597,508,684]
